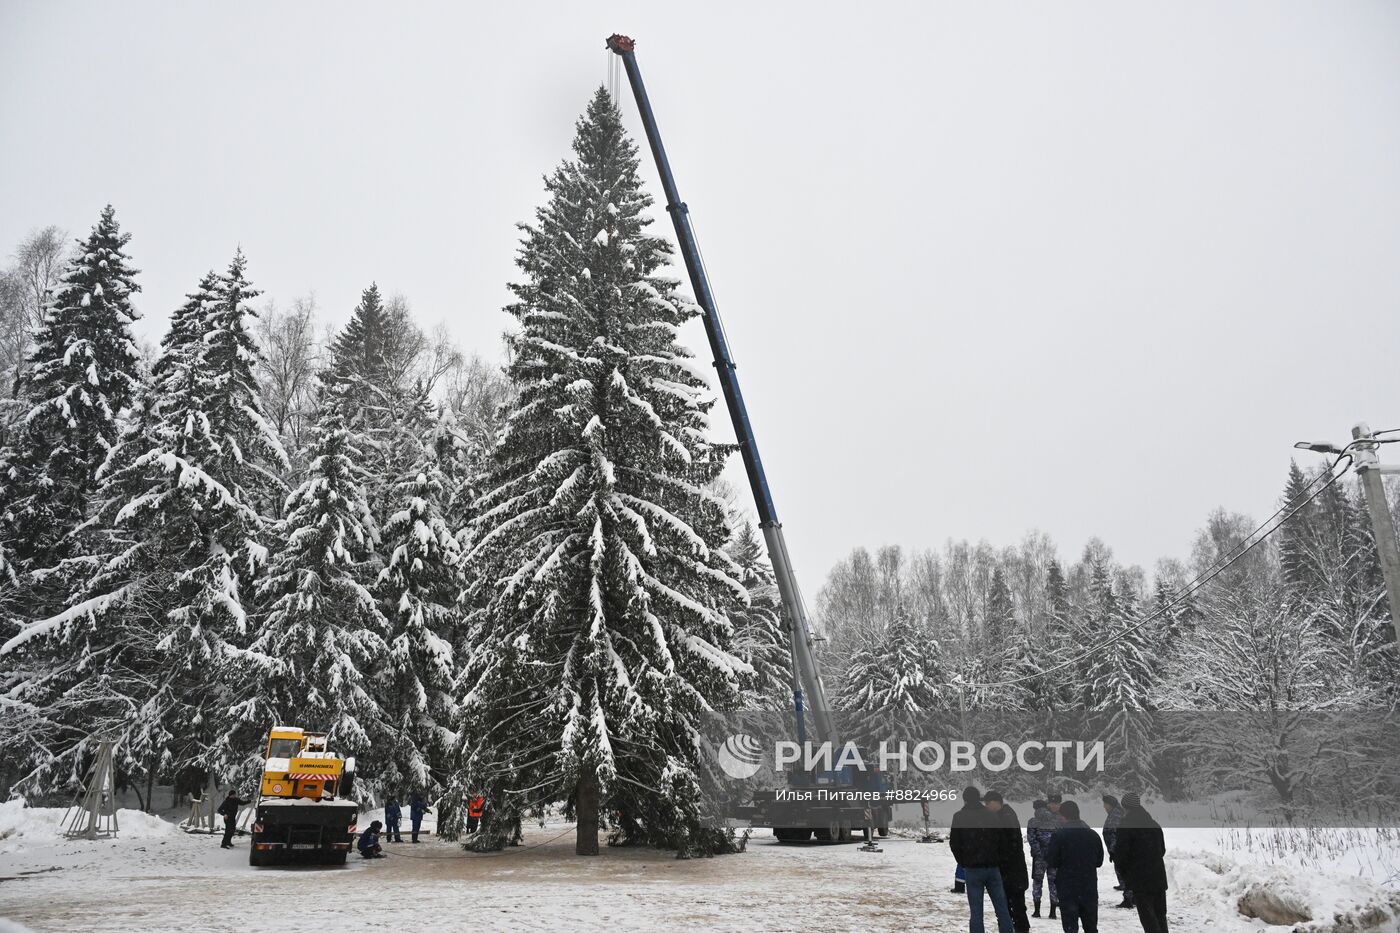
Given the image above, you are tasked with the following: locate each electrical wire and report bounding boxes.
[953,450,1356,690]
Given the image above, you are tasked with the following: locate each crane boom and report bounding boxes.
[605,34,836,747]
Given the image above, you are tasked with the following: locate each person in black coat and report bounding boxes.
[1113,793,1170,933]
[949,786,1014,933]
[983,791,1031,933]
[217,790,248,849]
[1045,801,1103,933]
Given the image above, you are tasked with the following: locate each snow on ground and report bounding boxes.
[0,804,1396,932]
[0,798,177,854]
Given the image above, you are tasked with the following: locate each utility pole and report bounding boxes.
[1351,423,1400,644]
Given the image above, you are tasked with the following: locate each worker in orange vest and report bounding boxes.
[467,794,486,833]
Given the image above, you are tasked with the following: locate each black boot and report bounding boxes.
[951,881,966,894]
[1048,902,1057,919]
[1032,899,1041,918]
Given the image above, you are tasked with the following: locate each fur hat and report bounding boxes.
[1122,792,1142,809]
[1047,792,1063,803]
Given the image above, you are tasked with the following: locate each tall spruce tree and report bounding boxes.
[726,521,791,710]
[374,453,462,793]
[1,206,142,577]
[451,90,749,857]
[4,255,288,791]
[247,423,390,785]
[323,283,433,524]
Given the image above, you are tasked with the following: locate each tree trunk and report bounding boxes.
[575,765,599,856]
[144,755,157,814]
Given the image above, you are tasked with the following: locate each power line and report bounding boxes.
[953,451,1355,691]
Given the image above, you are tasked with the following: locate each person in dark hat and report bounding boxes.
[1114,793,1170,933]
[1028,796,1064,918]
[949,786,1014,933]
[1046,800,1103,932]
[983,791,1031,933]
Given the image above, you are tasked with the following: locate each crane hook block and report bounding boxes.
[606,34,636,54]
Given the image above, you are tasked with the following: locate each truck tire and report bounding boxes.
[323,851,347,866]
[249,844,265,867]
[877,825,889,837]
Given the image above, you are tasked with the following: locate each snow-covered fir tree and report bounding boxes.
[1,205,142,577]
[1085,587,1156,791]
[451,89,749,857]
[839,603,941,716]
[247,422,390,788]
[374,453,462,794]
[2,254,287,790]
[725,521,791,710]
[321,283,431,517]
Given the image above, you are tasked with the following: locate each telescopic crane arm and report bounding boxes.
[605,34,836,747]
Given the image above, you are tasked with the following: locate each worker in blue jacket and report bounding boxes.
[409,792,431,843]
[357,820,385,859]
[384,795,403,843]
[1046,801,1104,933]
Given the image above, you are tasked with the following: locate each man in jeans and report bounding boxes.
[949,786,1014,933]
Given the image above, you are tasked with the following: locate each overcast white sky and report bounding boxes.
[3,1,1399,595]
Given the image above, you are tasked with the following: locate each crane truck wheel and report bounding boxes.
[877,825,889,838]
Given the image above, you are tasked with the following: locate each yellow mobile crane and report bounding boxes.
[248,726,360,866]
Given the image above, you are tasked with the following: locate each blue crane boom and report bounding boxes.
[605,34,836,748]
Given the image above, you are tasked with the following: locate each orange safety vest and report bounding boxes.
[468,795,485,819]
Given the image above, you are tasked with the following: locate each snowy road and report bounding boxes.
[0,822,1260,933]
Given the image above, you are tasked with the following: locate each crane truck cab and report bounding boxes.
[249,726,359,866]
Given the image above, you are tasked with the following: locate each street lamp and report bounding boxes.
[1293,424,1400,639]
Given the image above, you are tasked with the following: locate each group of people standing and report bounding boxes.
[949,786,1169,933]
[381,792,432,845]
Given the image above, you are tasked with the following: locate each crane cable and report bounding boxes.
[951,448,1359,691]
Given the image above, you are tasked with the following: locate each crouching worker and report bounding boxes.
[358,820,385,859]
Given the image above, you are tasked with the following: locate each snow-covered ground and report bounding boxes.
[1,800,1397,932]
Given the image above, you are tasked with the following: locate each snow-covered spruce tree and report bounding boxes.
[373,452,462,795]
[1084,588,1156,791]
[321,283,432,519]
[2,256,289,792]
[1,205,142,579]
[451,89,749,857]
[246,421,390,792]
[840,602,940,717]
[726,521,791,710]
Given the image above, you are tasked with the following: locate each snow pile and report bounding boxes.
[1169,846,1400,932]
[0,797,178,853]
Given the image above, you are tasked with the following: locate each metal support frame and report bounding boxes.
[63,739,119,840]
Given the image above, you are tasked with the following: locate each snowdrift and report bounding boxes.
[1171,847,1400,932]
[0,797,178,853]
